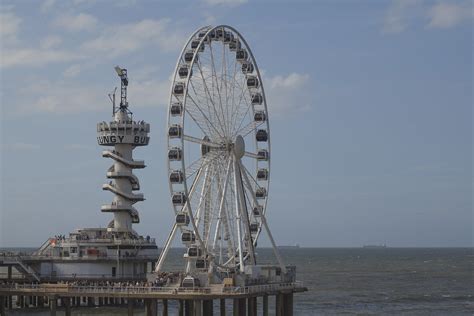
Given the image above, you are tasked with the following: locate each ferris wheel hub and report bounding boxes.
[233,135,245,158]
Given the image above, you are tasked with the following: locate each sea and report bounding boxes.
[1,247,472,315]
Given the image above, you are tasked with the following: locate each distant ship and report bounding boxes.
[278,244,300,249]
[363,244,387,249]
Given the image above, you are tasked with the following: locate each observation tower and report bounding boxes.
[98,66,150,232]
[12,67,159,282]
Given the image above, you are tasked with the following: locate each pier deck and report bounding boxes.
[0,282,307,316]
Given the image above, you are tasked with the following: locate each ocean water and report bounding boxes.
[2,247,473,315]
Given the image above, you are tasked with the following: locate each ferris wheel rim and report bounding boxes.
[166,25,271,269]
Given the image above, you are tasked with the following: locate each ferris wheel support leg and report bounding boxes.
[194,165,211,228]
[212,158,232,251]
[231,156,245,273]
[240,164,287,274]
[235,160,256,265]
[155,223,178,273]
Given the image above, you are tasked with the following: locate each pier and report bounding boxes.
[0,281,306,316]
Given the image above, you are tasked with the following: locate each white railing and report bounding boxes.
[224,282,304,294]
[0,282,304,295]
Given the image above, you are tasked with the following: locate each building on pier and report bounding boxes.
[0,67,158,282]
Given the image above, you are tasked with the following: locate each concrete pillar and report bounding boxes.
[7,296,12,309]
[63,297,72,316]
[128,299,134,316]
[194,300,202,316]
[220,299,225,316]
[19,295,25,308]
[262,295,268,316]
[184,300,193,316]
[247,297,257,316]
[38,296,44,308]
[145,298,157,316]
[284,293,293,316]
[162,299,168,316]
[0,296,6,316]
[275,294,284,316]
[233,298,246,316]
[49,297,57,316]
[7,266,12,280]
[203,300,213,315]
[178,300,184,316]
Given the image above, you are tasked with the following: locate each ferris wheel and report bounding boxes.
[156,25,285,275]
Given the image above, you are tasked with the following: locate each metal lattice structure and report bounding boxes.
[156,26,285,275]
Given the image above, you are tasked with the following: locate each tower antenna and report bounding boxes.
[114,65,133,118]
[108,87,117,117]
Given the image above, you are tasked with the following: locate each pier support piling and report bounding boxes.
[247,297,257,316]
[284,293,293,316]
[127,298,134,316]
[145,298,157,316]
[162,299,168,316]
[262,295,268,316]
[0,296,6,316]
[233,298,246,316]
[63,297,72,316]
[275,294,284,316]
[49,296,57,316]
[184,300,193,316]
[203,300,213,315]
[194,300,202,316]
[220,298,226,316]
[178,300,184,316]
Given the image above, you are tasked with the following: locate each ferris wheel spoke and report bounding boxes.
[227,58,239,138]
[234,120,264,140]
[188,79,224,135]
[184,152,220,179]
[229,76,250,136]
[194,164,213,228]
[183,134,222,148]
[195,58,227,137]
[208,42,228,136]
[179,164,207,214]
[186,92,223,138]
[244,151,260,159]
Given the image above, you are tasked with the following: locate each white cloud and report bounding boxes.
[427,2,473,29]
[204,0,247,6]
[64,144,92,150]
[382,0,422,34]
[383,0,473,33]
[128,77,171,108]
[81,18,184,56]
[2,17,186,69]
[40,0,56,13]
[14,79,105,114]
[8,143,40,150]
[0,11,21,40]
[63,64,81,77]
[52,13,97,32]
[1,48,80,68]
[264,73,312,116]
[40,35,62,49]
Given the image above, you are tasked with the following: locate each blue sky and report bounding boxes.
[0,0,472,247]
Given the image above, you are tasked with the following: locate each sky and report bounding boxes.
[0,0,472,248]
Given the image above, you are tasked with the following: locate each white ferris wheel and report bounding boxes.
[156,25,286,275]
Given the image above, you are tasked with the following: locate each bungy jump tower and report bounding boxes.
[5,67,159,282]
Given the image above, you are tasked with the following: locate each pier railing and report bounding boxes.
[0,282,304,296]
